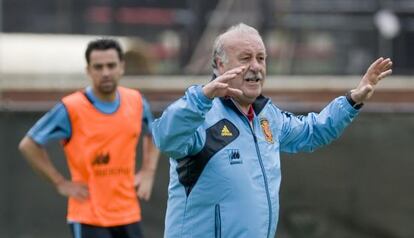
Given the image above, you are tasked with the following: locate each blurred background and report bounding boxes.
[1,0,414,237]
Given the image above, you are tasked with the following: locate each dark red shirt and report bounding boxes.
[246,105,255,122]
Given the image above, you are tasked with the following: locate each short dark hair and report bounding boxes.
[85,38,124,64]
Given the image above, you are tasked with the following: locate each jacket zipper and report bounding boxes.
[215,204,221,238]
[246,117,273,238]
[230,99,273,237]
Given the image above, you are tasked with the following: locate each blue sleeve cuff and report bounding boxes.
[26,133,47,146]
[188,85,213,114]
[339,96,360,115]
[195,85,213,104]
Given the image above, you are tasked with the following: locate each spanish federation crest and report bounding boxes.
[260,118,274,143]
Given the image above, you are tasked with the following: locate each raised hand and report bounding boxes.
[351,57,393,104]
[202,66,246,99]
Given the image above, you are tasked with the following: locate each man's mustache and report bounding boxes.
[244,71,263,82]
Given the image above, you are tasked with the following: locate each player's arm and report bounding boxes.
[135,135,159,201]
[152,85,212,158]
[135,98,160,201]
[18,103,89,201]
[279,57,393,153]
[152,66,245,158]
[19,136,66,187]
[279,97,359,153]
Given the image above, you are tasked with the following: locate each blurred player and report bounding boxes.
[18,38,159,238]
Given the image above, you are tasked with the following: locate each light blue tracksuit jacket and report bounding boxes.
[152,85,359,238]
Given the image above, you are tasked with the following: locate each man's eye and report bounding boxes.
[108,63,117,69]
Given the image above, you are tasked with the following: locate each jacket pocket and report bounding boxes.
[215,204,221,238]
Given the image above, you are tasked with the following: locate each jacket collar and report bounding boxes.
[219,95,269,117]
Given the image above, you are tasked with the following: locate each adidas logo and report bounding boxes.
[221,125,233,136]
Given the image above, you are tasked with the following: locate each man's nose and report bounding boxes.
[102,66,111,76]
[249,59,261,73]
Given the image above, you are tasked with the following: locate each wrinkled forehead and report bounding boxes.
[222,31,266,55]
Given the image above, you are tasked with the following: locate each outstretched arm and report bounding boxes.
[280,57,393,153]
[18,136,89,201]
[350,57,393,104]
[279,97,360,153]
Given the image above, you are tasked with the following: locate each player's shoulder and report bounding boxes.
[118,86,142,97]
[61,90,87,105]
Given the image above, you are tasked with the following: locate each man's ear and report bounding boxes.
[216,58,225,74]
[120,61,125,75]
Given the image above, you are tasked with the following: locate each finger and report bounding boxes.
[367,57,384,72]
[224,65,246,76]
[378,58,392,71]
[74,195,88,202]
[79,187,90,199]
[134,177,141,186]
[214,82,229,90]
[362,85,373,95]
[226,88,243,97]
[137,189,149,201]
[215,73,239,83]
[378,69,392,81]
[74,189,89,201]
[139,195,149,201]
[203,81,229,99]
[72,194,85,202]
[382,60,393,71]
[79,183,89,189]
[134,173,142,185]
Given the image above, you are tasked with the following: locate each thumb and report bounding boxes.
[134,173,142,186]
[355,85,374,102]
[361,85,373,95]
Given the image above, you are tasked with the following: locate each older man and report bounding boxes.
[153,23,392,238]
